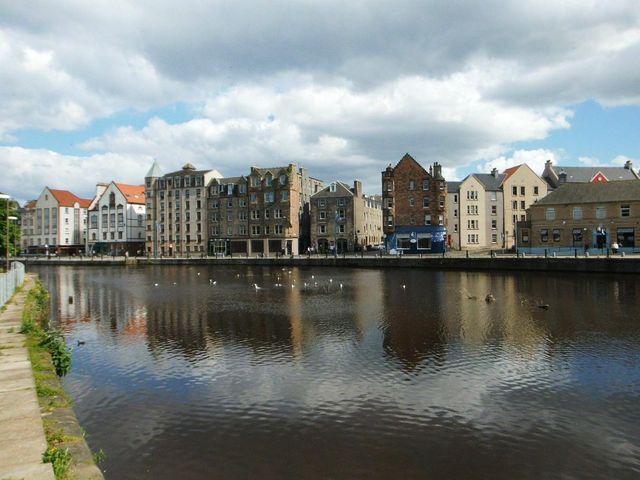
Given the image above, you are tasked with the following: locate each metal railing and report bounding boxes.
[0,262,26,308]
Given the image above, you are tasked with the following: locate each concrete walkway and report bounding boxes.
[0,275,55,480]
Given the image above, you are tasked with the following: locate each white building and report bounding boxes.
[88,182,146,256]
[21,187,92,254]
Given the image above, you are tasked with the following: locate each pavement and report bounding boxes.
[0,275,55,480]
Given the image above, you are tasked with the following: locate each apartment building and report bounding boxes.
[87,182,146,256]
[21,187,92,254]
[519,180,640,252]
[444,182,460,250]
[145,162,222,256]
[502,164,548,249]
[207,164,323,256]
[381,153,447,253]
[310,180,382,253]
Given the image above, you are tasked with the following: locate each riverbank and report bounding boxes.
[18,253,640,274]
[0,275,103,480]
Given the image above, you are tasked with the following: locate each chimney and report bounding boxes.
[491,167,498,177]
[624,159,633,170]
[353,180,362,198]
[433,162,444,180]
[95,183,108,199]
[545,159,553,168]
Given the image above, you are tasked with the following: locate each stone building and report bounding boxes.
[381,153,447,253]
[145,162,222,256]
[444,182,460,250]
[87,182,146,256]
[20,187,92,255]
[542,159,640,189]
[518,180,640,253]
[310,180,382,253]
[206,164,324,256]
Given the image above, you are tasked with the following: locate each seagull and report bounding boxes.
[291,284,295,289]
[254,284,262,290]
[311,275,315,279]
[402,285,406,290]
[154,283,159,287]
[339,283,343,290]
[173,282,177,285]
[329,279,333,283]
[197,272,201,276]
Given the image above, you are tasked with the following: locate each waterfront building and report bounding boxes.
[444,181,460,250]
[87,182,146,256]
[19,200,36,253]
[501,164,548,250]
[207,164,324,256]
[381,153,447,253]
[310,180,383,253]
[20,187,92,255]
[145,162,222,256]
[518,180,640,253]
[454,169,506,250]
[542,159,639,189]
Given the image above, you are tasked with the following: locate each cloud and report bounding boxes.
[479,149,561,177]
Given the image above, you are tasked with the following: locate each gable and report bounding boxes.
[590,171,609,183]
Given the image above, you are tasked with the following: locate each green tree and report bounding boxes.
[0,198,21,265]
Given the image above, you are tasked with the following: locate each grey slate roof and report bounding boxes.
[145,160,163,178]
[474,173,506,191]
[534,180,640,205]
[549,166,639,183]
[312,181,354,198]
[210,176,244,185]
[447,181,461,193]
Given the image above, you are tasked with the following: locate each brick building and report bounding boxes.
[381,153,447,253]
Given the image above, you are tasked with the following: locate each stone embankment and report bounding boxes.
[0,275,103,480]
[20,253,640,274]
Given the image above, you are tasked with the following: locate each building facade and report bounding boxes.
[501,164,548,250]
[87,182,146,256]
[206,164,323,256]
[310,180,382,253]
[145,162,222,256]
[518,180,640,253]
[20,187,92,255]
[381,153,447,253]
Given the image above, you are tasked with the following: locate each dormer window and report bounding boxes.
[329,183,337,192]
[279,174,287,185]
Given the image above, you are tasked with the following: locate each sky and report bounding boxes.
[1,0,640,204]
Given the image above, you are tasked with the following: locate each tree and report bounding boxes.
[0,198,21,262]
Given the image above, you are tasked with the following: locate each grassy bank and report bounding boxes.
[21,280,103,480]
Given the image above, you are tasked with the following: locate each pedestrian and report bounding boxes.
[584,242,589,254]
[612,241,619,254]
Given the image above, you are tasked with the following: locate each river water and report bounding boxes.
[31,265,640,479]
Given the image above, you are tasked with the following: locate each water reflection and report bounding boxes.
[32,265,640,480]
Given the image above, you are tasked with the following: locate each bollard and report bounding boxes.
[574,249,577,258]
[621,251,626,257]
[552,252,556,258]
[585,251,590,257]
[466,250,469,259]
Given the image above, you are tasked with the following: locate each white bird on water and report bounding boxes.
[154,283,159,287]
[402,284,406,290]
[197,272,201,276]
[254,284,262,290]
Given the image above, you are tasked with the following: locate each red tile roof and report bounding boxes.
[49,189,92,208]
[503,165,521,181]
[115,184,146,205]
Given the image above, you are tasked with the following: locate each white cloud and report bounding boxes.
[480,149,561,177]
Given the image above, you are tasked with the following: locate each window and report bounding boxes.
[617,228,635,247]
[520,201,525,210]
[239,225,247,235]
[424,214,431,225]
[467,205,478,215]
[279,174,287,186]
[423,198,430,208]
[422,180,430,191]
[520,186,525,195]
[251,210,260,220]
[490,192,497,201]
[491,233,497,243]
[466,190,478,200]
[250,176,260,187]
[545,208,556,220]
[319,211,326,220]
[468,219,478,229]
[596,206,606,219]
[227,199,233,208]
[409,198,415,207]
[541,229,549,242]
[264,192,275,203]
[552,229,561,242]
[239,184,247,194]
[265,175,272,187]
[454,209,458,218]
[239,198,247,207]
[534,186,539,195]
[512,201,518,210]
[621,204,630,217]
[251,225,261,236]
[239,211,247,220]
[385,181,393,192]
[467,234,479,244]
[573,207,583,220]
[318,225,327,234]
[250,193,257,203]
[386,215,394,227]
[338,224,345,233]
[572,228,583,244]
[491,205,497,215]
[491,219,497,230]
[338,198,346,206]
[409,180,415,190]
[263,209,270,219]
[264,226,270,235]
[281,191,289,202]
[512,186,517,195]
[274,225,283,235]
